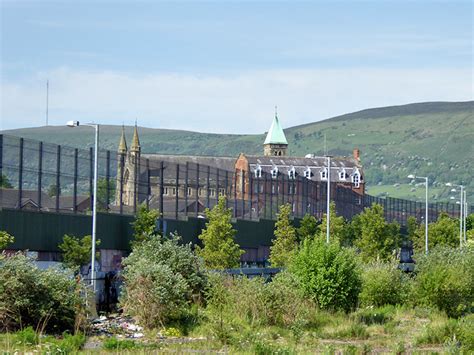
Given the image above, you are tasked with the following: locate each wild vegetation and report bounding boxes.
[0,202,473,352]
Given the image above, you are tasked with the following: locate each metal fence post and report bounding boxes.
[160,161,164,219]
[206,165,210,209]
[119,154,124,215]
[38,141,43,211]
[73,148,78,213]
[195,163,200,217]
[18,138,24,208]
[106,150,110,211]
[56,145,61,212]
[175,164,180,220]
[185,162,189,216]
[146,158,150,209]
[89,147,93,211]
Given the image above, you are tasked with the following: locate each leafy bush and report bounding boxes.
[413,212,459,251]
[120,235,206,329]
[15,326,38,345]
[411,247,474,318]
[0,253,86,332]
[359,262,409,307]
[289,238,361,312]
[354,305,395,325]
[0,231,14,250]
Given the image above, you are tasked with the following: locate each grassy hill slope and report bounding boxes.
[3,101,473,202]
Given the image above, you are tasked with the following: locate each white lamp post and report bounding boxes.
[408,174,429,254]
[463,190,467,244]
[326,156,331,244]
[446,182,464,249]
[67,120,99,291]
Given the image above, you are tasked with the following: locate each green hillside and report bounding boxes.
[3,101,473,203]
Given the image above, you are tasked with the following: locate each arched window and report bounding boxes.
[254,164,262,178]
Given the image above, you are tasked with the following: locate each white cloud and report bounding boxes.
[1,67,472,133]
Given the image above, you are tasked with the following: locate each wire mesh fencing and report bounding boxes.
[0,134,470,225]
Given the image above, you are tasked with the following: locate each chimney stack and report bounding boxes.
[353,148,360,161]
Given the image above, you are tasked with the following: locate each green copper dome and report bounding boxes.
[264,113,288,145]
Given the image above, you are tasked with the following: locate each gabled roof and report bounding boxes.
[264,113,288,145]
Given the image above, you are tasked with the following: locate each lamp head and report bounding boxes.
[407,174,415,179]
[445,182,452,187]
[451,188,457,193]
[66,120,80,127]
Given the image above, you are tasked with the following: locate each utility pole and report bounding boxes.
[46,80,49,126]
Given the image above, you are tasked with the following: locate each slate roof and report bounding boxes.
[143,154,237,172]
[245,155,362,183]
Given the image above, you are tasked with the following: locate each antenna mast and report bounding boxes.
[45,80,49,126]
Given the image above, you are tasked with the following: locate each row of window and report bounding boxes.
[254,165,361,187]
[163,187,226,197]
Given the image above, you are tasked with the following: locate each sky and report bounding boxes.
[1,0,472,133]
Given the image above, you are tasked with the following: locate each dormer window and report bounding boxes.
[352,169,361,188]
[320,167,328,180]
[339,169,348,181]
[271,166,278,179]
[254,164,262,178]
[288,166,296,180]
[304,167,311,179]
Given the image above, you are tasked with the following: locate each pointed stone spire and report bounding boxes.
[130,120,141,153]
[118,125,127,154]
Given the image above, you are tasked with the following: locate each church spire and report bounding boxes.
[263,107,288,156]
[118,125,127,154]
[130,120,141,153]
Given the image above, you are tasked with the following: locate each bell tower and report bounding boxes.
[263,107,288,156]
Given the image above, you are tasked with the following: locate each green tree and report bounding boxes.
[269,204,297,267]
[47,184,60,197]
[196,196,244,269]
[353,203,400,262]
[0,231,14,249]
[297,213,319,242]
[97,178,116,209]
[318,202,348,244]
[131,204,160,245]
[58,234,101,272]
[413,212,458,251]
[0,174,12,188]
[289,237,361,312]
[407,216,419,243]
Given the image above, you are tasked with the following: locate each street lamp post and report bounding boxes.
[67,120,99,291]
[463,190,467,243]
[446,183,464,248]
[326,156,331,244]
[408,174,429,254]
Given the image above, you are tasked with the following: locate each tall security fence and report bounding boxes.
[0,134,470,226]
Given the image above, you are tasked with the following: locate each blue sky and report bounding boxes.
[1,0,472,132]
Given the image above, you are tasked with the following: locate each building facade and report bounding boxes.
[115,112,365,217]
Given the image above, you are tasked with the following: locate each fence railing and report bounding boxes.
[0,134,470,225]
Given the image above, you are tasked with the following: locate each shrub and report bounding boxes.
[0,231,14,250]
[354,305,395,325]
[289,238,361,312]
[411,247,474,318]
[359,262,409,307]
[120,235,206,329]
[413,212,459,251]
[0,253,86,332]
